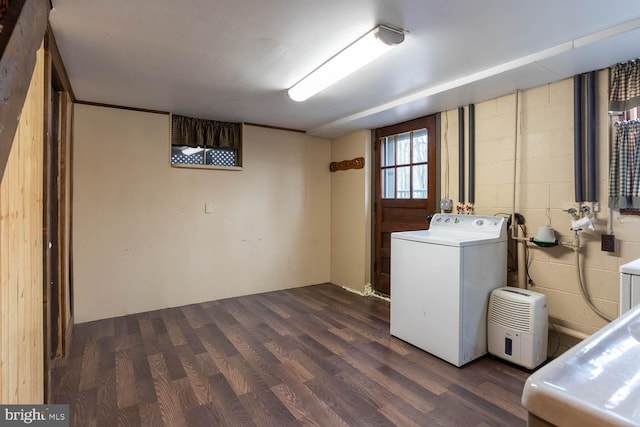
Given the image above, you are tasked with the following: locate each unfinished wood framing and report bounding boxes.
[39,24,75,401]
[45,88,74,360]
[57,91,73,356]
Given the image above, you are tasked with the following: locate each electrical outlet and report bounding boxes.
[601,234,615,252]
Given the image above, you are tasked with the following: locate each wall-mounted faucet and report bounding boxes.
[564,207,579,219]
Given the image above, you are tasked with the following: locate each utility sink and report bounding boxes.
[522,304,640,427]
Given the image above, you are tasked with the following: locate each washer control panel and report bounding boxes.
[430,214,505,237]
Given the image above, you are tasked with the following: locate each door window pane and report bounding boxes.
[412,164,428,199]
[397,166,410,199]
[382,169,395,199]
[382,137,395,166]
[412,129,428,163]
[378,126,431,201]
[397,132,411,165]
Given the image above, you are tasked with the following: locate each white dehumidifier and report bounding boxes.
[488,287,548,369]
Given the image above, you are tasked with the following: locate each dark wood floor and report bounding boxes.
[52,284,529,426]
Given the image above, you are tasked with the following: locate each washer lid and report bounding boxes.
[621,258,640,275]
[391,229,505,247]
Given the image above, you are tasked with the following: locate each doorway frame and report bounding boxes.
[371,114,440,295]
[43,24,75,402]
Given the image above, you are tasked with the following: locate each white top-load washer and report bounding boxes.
[390,213,507,367]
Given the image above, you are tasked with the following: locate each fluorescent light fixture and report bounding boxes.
[288,25,405,102]
[182,147,205,155]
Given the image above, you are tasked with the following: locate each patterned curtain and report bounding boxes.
[171,115,241,149]
[609,59,640,113]
[609,120,640,209]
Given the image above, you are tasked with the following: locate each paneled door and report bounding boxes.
[374,115,437,295]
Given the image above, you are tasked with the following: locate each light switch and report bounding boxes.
[205,203,214,214]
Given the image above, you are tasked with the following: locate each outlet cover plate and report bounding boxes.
[601,234,615,252]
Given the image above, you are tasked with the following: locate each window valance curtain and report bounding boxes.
[609,59,640,113]
[172,115,241,149]
[609,120,640,209]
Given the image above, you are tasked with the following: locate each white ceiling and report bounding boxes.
[49,0,640,139]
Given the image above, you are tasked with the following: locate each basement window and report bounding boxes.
[171,146,237,167]
[609,59,640,214]
[170,114,242,169]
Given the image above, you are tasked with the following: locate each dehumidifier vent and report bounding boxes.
[488,291,532,333]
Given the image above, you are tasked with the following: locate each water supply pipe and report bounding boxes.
[586,71,597,202]
[511,91,520,242]
[510,90,527,288]
[468,104,475,204]
[573,74,584,202]
[458,106,465,205]
[607,112,615,235]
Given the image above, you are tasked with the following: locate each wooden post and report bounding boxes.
[0,0,49,181]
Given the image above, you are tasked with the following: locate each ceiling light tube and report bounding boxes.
[288,25,405,102]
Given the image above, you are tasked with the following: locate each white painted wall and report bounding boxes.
[330,130,372,293]
[73,104,330,322]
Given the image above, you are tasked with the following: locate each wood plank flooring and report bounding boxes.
[51,284,530,426]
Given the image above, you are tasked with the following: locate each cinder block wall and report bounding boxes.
[441,73,640,337]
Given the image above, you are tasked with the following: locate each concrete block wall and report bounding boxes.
[441,72,640,337]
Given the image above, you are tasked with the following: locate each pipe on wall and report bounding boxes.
[573,74,584,203]
[510,90,527,288]
[468,104,475,204]
[458,106,465,204]
[586,71,597,202]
